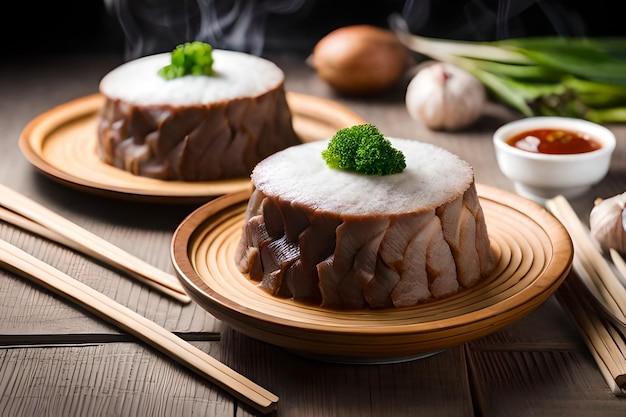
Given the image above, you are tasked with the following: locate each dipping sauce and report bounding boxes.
[506,128,602,155]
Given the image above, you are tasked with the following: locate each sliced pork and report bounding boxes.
[97,50,301,181]
[235,138,497,309]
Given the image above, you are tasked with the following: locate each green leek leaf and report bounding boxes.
[390,13,626,123]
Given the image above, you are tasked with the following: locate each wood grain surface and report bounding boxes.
[1,53,626,417]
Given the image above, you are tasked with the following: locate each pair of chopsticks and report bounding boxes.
[546,195,626,394]
[546,195,626,328]
[557,273,626,395]
[0,238,279,413]
[0,184,190,303]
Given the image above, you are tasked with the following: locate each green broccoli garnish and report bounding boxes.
[321,124,406,175]
[158,41,215,80]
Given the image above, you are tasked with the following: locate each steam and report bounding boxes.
[107,0,591,61]
[104,0,306,59]
[402,0,589,40]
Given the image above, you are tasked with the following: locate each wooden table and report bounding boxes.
[1,52,625,417]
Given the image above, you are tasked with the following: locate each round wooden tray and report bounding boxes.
[171,183,574,363]
[18,92,365,204]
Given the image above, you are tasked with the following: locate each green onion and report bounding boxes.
[390,14,626,123]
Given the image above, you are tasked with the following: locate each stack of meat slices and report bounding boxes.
[235,138,497,309]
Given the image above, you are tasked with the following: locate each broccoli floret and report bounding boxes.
[158,41,214,80]
[321,124,406,175]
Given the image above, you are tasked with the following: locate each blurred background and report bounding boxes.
[4,0,624,58]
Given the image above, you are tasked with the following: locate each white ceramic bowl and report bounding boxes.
[493,116,616,204]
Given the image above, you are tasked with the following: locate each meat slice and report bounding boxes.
[463,186,498,276]
[376,214,430,307]
[317,257,342,307]
[261,197,285,239]
[258,236,300,295]
[391,211,458,307]
[437,196,481,288]
[319,218,389,309]
[235,215,268,281]
[424,220,460,298]
[286,211,341,303]
[364,260,400,308]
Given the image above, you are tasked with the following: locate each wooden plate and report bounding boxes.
[171,183,574,362]
[18,92,365,204]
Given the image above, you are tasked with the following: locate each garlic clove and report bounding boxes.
[405,62,486,131]
[589,191,626,254]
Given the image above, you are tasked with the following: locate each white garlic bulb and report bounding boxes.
[589,191,626,254]
[405,62,486,131]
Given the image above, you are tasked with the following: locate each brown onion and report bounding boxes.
[308,25,410,95]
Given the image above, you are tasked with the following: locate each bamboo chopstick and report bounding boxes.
[545,195,626,322]
[546,195,626,394]
[557,276,626,395]
[610,249,626,286]
[570,252,626,332]
[0,238,279,413]
[0,184,190,304]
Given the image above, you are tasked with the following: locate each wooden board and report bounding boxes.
[18,93,365,204]
[170,184,574,362]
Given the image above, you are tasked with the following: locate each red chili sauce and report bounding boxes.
[506,128,602,155]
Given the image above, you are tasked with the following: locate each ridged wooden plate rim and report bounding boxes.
[171,183,574,360]
[18,92,365,204]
